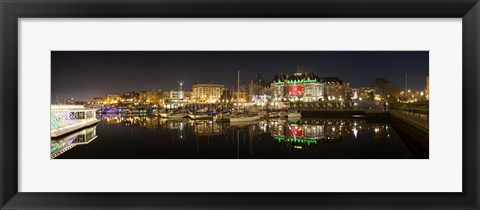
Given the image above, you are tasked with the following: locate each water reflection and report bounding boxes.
[50,125,98,159]
[52,114,411,159]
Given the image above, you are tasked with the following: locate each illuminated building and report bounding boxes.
[120,92,138,104]
[192,81,225,103]
[169,90,181,100]
[183,91,193,102]
[426,76,429,100]
[66,98,75,105]
[178,83,184,100]
[270,71,324,102]
[232,84,248,102]
[105,93,121,104]
[352,87,375,101]
[166,83,187,108]
[91,97,103,104]
[139,91,163,105]
[248,73,269,102]
[232,91,247,102]
[320,77,350,101]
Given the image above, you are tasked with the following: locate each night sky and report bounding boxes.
[51,51,428,102]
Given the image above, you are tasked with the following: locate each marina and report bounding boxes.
[51,51,429,159]
[51,113,417,159]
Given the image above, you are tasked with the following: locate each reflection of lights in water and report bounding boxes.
[375,128,380,133]
[352,128,358,139]
[294,145,302,149]
[179,122,184,131]
[332,127,335,132]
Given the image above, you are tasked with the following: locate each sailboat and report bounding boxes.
[188,112,212,120]
[228,70,261,123]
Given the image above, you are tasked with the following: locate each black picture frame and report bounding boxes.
[1,0,478,209]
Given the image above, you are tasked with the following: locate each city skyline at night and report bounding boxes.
[51,51,430,159]
[51,51,428,102]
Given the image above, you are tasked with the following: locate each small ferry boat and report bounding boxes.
[51,105,100,138]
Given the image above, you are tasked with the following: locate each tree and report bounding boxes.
[385,84,402,102]
[367,91,375,101]
[372,77,390,99]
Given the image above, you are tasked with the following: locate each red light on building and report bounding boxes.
[289,84,303,96]
[289,126,303,137]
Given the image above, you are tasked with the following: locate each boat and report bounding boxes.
[158,110,184,118]
[166,113,187,119]
[260,111,280,119]
[188,113,212,120]
[278,111,288,118]
[101,107,120,114]
[229,115,261,123]
[51,105,100,138]
[214,112,231,122]
[268,112,280,118]
[288,111,302,119]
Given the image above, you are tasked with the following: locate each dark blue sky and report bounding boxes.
[51,51,428,102]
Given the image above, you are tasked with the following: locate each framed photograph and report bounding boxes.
[1,0,478,209]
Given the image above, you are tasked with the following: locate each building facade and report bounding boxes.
[139,91,163,105]
[320,77,350,101]
[105,93,121,105]
[192,81,225,103]
[270,71,324,102]
[248,73,270,102]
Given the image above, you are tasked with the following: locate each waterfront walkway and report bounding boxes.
[389,109,429,130]
[296,108,429,131]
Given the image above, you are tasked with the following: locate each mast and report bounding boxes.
[237,70,240,102]
[405,72,408,98]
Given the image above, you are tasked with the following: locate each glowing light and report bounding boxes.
[352,128,358,139]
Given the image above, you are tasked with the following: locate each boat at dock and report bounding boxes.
[166,113,187,119]
[51,105,100,138]
[157,109,186,118]
[229,115,261,123]
[288,111,302,119]
[278,111,288,118]
[188,113,212,120]
[159,112,168,118]
[214,112,231,122]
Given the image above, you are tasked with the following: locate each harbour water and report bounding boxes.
[51,114,413,159]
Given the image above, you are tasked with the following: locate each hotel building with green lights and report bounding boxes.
[270,71,324,102]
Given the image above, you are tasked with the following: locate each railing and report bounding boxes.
[389,109,429,130]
